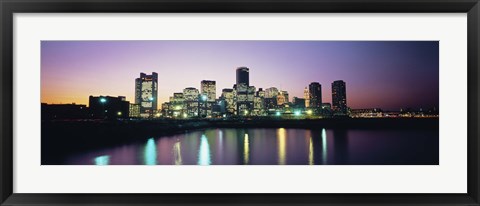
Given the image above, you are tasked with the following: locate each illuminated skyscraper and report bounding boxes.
[309,82,322,108]
[235,67,254,115]
[265,87,279,98]
[201,80,216,117]
[332,80,347,115]
[183,87,199,117]
[135,72,158,118]
[304,87,310,108]
[222,88,235,115]
[277,91,286,106]
[201,80,216,102]
[236,67,249,86]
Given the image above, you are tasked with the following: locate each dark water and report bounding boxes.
[65,128,439,165]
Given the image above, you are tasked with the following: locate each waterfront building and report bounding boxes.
[161,102,170,117]
[201,80,216,102]
[304,87,310,108]
[135,72,158,118]
[212,99,227,117]
[265,87,279,98]
[222,88,235,116]
[235,67,254,116]
[332,80,347,115]
[292,97,306,109]
[201,80,216,117]
[253,95,265,116]
[236,67,249,86]
[277,92,286,106]
[283,91,289,103]
[264,97,278,110]
[256,88,265,98]
[89,95,130,119]
[172,93,185,118]
[183,87,199,117]
[277,90,289,106]
[129,104,141,118]
[309,82,322,108]
[321,103,332,118]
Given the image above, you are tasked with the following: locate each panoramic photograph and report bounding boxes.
[41,41,439,165]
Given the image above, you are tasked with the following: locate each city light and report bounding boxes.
[149,97,154,101]
[117,111,122,116]
[94,155,110,165]
[306,110,313,115]
[276,111,281,116]
[100,98,107,103]
[201,95,207,101]
[294,110,301,116]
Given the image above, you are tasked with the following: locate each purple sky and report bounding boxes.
[41,41,439,111]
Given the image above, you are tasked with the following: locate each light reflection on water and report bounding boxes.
[144,138,157,165]
[67,128,438,165]
[197,134,211,165]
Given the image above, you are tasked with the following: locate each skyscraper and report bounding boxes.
[183,87,199,117]
[332,80,347,115]
[222,88,235,115]
[135,72,158,118]
[201,80,216,117]
[264,87,279,98]
[236,67,249,86]
[308,82,322,108]
[304,87,310,108]
[201,80,216,102]
[235,67,253,115]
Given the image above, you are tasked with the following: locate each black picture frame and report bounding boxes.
[1,0,479,205]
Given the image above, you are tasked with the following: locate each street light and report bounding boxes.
[294,110,301,116]
[100,98,107,103]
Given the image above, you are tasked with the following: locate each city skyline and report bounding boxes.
[41,41,439,110]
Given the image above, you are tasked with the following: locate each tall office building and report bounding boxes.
[282,91,289,103]
[201,80,216,102]
[304,87,310,108]
[309,82,322,108]
[183,87,199,117]
[222,88,235,115]
[265,87,279,98]
[236,67,249,86]
[277,91,287,106]
[201,80,216,117]
[135,72,158,118]
[332,80,347,115]
[235,67,253,115]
